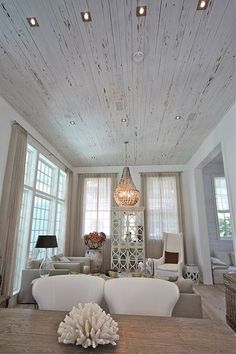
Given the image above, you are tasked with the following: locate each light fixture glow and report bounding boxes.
[81,11,92,22]
[136,5,147,17]
[114,142,140,207]
[175,115,182,120]
[197,0,209,10]
[27,17,39,27]
[139,7,145,15]
[69,121,76,125]
[121,118,127,122]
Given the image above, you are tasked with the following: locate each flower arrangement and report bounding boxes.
[84,231,106,249]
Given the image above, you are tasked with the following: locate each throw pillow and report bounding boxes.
[165,251,179,264]
[27,259,43,269]
[213,251,231,266]
[210,256,227,266]
[51,253,64,262]
[51,255,59,262]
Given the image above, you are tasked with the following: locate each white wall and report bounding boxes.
[0,96,72,201]
[183,103,236,283]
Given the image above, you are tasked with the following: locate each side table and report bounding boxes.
[224,272,236,332]
[184,264,200,283]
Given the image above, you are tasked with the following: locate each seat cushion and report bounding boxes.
[157,263,179,272]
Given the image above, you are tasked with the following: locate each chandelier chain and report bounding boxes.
[125,141,128,167]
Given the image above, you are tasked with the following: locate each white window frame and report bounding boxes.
[81,176,112,238]
[13,142,67,293]
[212,176,232,240]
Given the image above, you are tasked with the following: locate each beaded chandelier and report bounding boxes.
[114,142,140,206]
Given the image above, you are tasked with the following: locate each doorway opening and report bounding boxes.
[202,151,234,284]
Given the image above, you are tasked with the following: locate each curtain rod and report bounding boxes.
[13,121,71,171]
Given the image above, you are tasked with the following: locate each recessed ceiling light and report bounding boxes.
[136,6,147,17]
[133,51,144,63]
[121,118,127,122]
[175,115,182,120]
[69,121,76,125]
[197,0,209,10]
[27,17,39,27]
[81,11,92,22]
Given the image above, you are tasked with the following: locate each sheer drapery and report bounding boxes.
[141,172,183,258]
[76,173,117,272]
[0,123,27,296]
[64,169,74,256]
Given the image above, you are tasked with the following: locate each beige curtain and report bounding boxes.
[64,169,74,256]
[75,173,117,272]
[0,123,27,296]
[141,172,183,259]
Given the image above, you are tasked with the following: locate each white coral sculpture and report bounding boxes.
[58,303,119,348]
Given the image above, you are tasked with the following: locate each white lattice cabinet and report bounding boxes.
[111,207,145,272]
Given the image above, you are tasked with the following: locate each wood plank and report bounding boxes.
[0,308,235,353]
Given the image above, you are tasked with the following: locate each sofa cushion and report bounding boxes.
[212,264,228,270]
[59,256,70,262]
[53,262,80,273]
[157,263,178,272]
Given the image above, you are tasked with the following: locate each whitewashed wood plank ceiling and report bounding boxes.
[0,0,235,166]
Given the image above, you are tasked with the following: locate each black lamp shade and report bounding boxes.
[35,235,58,248]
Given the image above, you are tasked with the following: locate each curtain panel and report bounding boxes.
[64,169,74,256]
[141,172,183,259]
[75,173,117,272]
[0,123,27,296]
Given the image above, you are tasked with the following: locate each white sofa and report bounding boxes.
[211,251,235,284]
[18,256,92,304]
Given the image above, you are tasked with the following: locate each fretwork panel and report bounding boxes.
[111,207,145,272]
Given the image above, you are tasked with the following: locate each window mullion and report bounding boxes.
[53,168,60,234]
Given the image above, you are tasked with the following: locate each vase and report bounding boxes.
[85,248,103,273]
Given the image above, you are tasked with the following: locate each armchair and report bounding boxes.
[149,232,184,278]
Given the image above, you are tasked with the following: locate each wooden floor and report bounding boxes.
[194,284,227,323]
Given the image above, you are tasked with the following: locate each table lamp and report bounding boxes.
[35,235,58,277]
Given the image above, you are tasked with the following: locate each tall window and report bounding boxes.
[214,177,232,239]
[13,144,67,292]
[144,174,180,240]
[82,177,112,237]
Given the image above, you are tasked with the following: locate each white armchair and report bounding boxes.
[149,232,184,278]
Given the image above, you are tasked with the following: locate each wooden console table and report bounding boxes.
[0,309,235,353]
